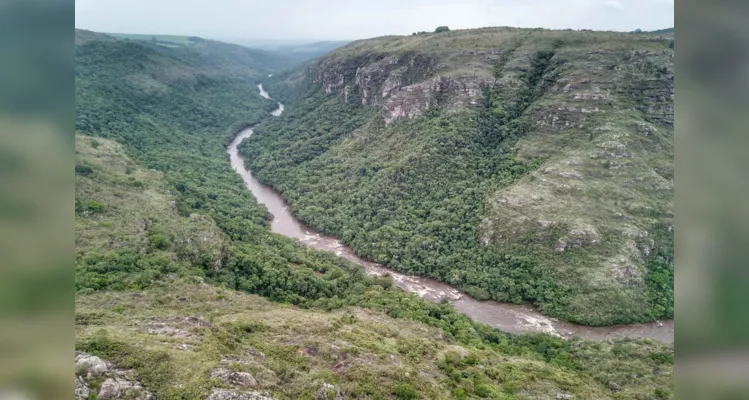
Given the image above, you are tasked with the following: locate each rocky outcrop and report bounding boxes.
[624,50,674,126]
[98,378,154,400]
[310,52,489,123]
[382,75,491,123]
[75,352,109,378]
[316,383,345,400]
[74,352,154,400]
[75,376,90,400]
[205,388,274,400]
[210,367,258,389]
[143,315,211,340]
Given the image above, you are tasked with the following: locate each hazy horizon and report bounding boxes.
[75,0,673,42]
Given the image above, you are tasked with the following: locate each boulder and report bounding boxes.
[316,383,344,400]
[210,367,258,388]
[98,377,153,400]
[75,352,109,378]
[205,388,274,400]
[74,376,90,400]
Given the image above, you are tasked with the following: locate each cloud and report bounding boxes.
[74,0,672,41]
[605,0,624,10]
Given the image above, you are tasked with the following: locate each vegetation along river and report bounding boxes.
[228,84,674,343]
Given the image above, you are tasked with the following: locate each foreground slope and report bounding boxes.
[77,280,674,400]
[243,27,674,326]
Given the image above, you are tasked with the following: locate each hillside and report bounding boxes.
[246,40,351,63]
[76,28,286,238]
[75,130,673,400]
[104,32,346,64]
[648,28,674,36]
[76,29,117,45]
[241,27,674,326]
[106,32,197,44]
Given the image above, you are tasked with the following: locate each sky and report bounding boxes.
[75,0,674,42]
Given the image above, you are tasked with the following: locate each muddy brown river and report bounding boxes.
[228,84,674,342]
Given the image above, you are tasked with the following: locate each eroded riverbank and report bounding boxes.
[227,84,674,342]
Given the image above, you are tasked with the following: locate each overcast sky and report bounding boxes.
[75,0,673,42]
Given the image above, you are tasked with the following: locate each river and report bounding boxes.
[227,84,674,343]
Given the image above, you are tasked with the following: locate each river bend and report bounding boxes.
[227,84,674,342]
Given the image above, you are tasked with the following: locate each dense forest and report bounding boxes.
[242,28,674,326]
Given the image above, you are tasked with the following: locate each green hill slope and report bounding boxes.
[241,27,674,326]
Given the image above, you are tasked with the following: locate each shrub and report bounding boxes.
[654,388,671,399]
[502,382,516,394]
[475,384,494,397]
[394,383,419,399]
[75,163,94,176]
[435,26,450,33]
[148,233,171,250]
[127,177,144,188]
[90,138,100,149]
[87,201,104,213]
[235,321,269,334]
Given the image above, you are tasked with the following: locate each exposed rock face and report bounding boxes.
[554,239,567,253]
[75,376,90,400]
[98,378,153,400]
[143,316,211,341]
[205,388,274,400]
[147,323,196,338]
[625,52,674,126]
[560,225,601,249]
[74,352,154,400]
[310,52,491,123]
[75,352,109,378]
[382,75,491,123]
[210,367,258,388]
[219,353,277,387]
[316,383,345,400]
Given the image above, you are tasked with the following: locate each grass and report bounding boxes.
[76,279,672,399]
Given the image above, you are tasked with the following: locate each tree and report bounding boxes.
[435,26,450,33]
